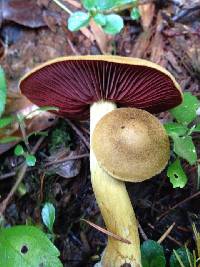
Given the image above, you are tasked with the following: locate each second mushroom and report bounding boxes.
[20,55,183,267]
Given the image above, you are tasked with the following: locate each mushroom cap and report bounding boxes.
[20,55,182,120]
[92,108,170,182]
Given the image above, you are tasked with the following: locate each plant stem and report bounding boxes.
[90,101,141,267]
[52,0,72,14]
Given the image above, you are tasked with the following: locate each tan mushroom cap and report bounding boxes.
[92,108,170,182]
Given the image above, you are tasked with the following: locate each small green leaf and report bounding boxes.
[173,135,197,165]
[170,247,193,267]
[42,203,55,233]
[130,7,140,20]
[82,0,97,10]
[0,136,21,144]
[97,0,115,10]
[164,122,188,137]
[68,12,90,31]
[0,66,7,117]
[0,116,15,128]
[170,92,200,125]
[141,240,166,267]
[25,154,36,167]
[14,145,24,156]
[93,13,106,26]
[167,158,188,188]
[103,14,124,35]
[0,225,63,267]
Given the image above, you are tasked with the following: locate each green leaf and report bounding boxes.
[14,145,24,156]
[170,92,200,125]
[164,122,188,137]
[0,136,21,144]
[103,14,124,35]
[170,247,193,267]
[0,225,62,267]
[96,0,115,10]
[141,240,166,267]
[167,158,188,188]
[82,0,97,10]
[68,12,90,31]
[42,203,55,233]
[172,135,197,165]
[0,116,15,128]
[25,154,36,167]
[93,13,106,26]
[130,7,140,20]
[0,66,7,117]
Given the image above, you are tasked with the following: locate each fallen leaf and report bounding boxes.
[1,0,46,28]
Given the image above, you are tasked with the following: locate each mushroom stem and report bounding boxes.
[90,101,141,267]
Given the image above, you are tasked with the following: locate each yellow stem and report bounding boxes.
[90,101,141,267]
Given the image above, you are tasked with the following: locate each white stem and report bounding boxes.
[90,101,141,267]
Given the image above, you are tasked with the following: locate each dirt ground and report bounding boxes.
[0,0,200,266]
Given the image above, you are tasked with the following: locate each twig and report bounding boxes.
[148,223,183,246]
[157,222,176,244]
[0,154,89,180]
[65,119,90,149]
[52,0,72,14]
[0,136,45,215]
[44,153,89,167]
[157,191,200,221]
[81,219,131,244]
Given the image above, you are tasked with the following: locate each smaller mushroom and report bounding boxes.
[92,107,170,266]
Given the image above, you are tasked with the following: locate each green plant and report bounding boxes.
[0,66,7,117]
[141,239,197,267]
[54,0,140,35]
[0,202,62,267]
[164,92,200,188]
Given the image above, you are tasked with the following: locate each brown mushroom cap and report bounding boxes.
[92,108,170,182]
[20,55,182,120]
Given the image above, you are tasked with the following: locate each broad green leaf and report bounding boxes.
[14,145,24,156]
[141,240,166,267]
[167,158,188,188]
[93,13,106,26]
[96,0,115,10]
[103,14,124,35]
[173,135,197,165]
[164,122,188,137]
[42,203,55,233]
[25,154,36,167]
[0,226,62,267]
[170,247,193,267]
[82,0,97,10]
[68,12,90,31]
[0,66,7,117]
[170,92,200,125]
[130,7,140,20]
[0,136,21,144]
[0,116,15,128]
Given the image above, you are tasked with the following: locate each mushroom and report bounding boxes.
[19,55,183,267]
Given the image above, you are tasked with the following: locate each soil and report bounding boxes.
[0,0,200,266]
